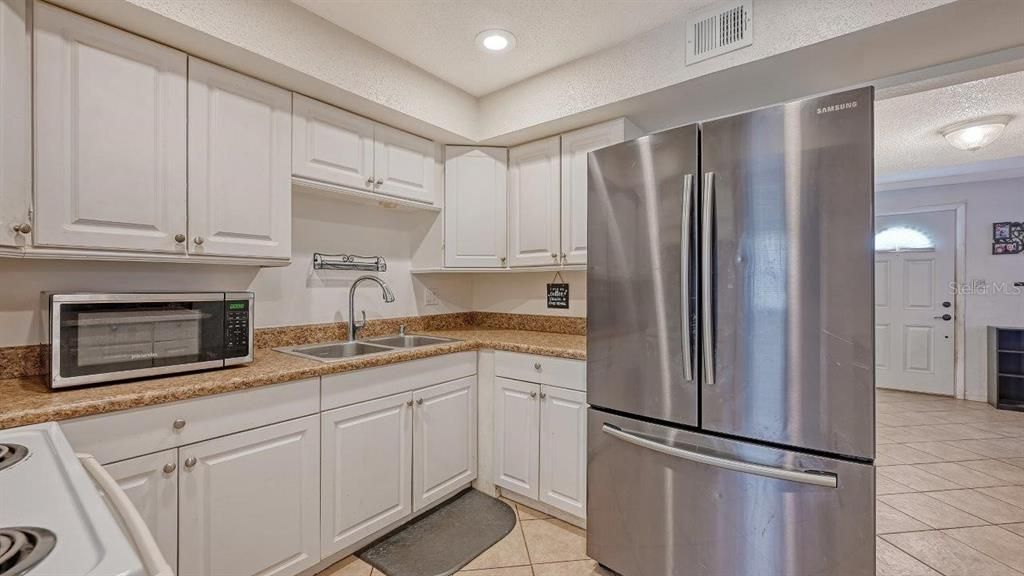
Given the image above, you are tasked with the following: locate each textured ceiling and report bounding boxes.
[876,70,1024,177]
[292,0,709,97]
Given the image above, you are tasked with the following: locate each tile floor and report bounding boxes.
[320,389,1024,576]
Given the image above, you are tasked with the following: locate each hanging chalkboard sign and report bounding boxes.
[547,283,569,309]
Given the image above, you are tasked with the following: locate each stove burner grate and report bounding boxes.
[0,445,28,472]
[0,527,56,576]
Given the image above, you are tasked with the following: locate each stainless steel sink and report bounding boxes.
[365,335,457,348]
[278,341,393,362]
[276,334,459,362]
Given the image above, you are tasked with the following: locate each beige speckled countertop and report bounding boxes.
[0,329,585,430]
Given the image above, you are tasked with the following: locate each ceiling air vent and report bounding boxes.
[685,0,753,65]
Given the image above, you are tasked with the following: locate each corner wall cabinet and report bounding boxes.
[444,146,508,268]
[508,136,562,268]
[293,94,436,206]
[0,0,30,249]
[492,352,587,520]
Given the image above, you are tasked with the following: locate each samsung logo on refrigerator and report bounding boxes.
[817,101,858,115]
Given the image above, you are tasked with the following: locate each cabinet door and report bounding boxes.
[33,3,187,252]
[493,377,539,499]
[104,449,179,574]
[178,415,319,576]
[413,376,477,512]
[321,393,412,557]
[373,124,435,204]
[444,146,508,268]
[292,93,374,191]
[508,136,561,268]
[188,57,291,259]
[0,0,29,248]
[560,119,632,265]
[539,385,587,518]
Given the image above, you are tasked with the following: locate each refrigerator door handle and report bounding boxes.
[701,172,715,387]
[601,424,839,488]
[681,173,694,382]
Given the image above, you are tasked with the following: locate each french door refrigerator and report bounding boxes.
[586,87,875,576]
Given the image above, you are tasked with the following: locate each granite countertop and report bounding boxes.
[0,329,585,430]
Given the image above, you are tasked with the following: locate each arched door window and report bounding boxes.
[874,226,935,252]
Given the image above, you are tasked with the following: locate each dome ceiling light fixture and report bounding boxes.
[940,115,1012,151]
[476,29,516,53]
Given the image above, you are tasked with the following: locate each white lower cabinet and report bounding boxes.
[494,377,540,499]
[104,449,179,575]
[413,376,478,511]
[178,415,320,576]
[321,392,413,558]
[539,386,587,518]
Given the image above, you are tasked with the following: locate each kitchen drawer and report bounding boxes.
[153,319,199,342]
[61,377,320,464]
[495,351,585,392]
[79,322,154,346]
[321,351,476,411]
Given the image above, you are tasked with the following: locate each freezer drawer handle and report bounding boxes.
[601,424,838,488]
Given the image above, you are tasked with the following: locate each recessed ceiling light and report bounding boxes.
[476,29,516,53]
[940,115,1012,151]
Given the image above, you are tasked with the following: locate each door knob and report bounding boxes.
[933,314,952,321]
[163,463,177,474]
[184,457,197,469]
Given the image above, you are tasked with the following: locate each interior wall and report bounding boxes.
[876,175,1024,401]
[0,193,473,348]
[471,271,587,317]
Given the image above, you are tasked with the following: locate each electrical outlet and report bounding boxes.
[424,289,439,306]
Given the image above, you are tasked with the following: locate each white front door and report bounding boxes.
[875,210,956,395]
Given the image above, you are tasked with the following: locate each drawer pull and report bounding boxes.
[172,419,187,430]
[184,457,197,469]
[163,463,176,474]
[534,362,542,371]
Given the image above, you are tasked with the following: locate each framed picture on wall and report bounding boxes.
[993,222,1024,255]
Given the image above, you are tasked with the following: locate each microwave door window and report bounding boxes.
[59,301,225,379]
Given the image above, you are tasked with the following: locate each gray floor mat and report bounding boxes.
[356,489,516,576]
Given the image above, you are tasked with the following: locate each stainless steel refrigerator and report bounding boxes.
[586,87,875,576]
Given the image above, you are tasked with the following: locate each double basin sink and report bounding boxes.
[277,335,458,362]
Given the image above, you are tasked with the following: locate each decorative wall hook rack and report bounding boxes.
[313,253,387,272]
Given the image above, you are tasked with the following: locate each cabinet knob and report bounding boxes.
[184,457,197,469]
[11,223,31,234]
[407,400,413,407]
[540,392,547,399]
[500,256,507,265]
[173,418,187,430]
[193,236,204,245]
[174,233,186,243]
[534,362,542,371]
[375,178,384,186]
[551,252,558,259]
[530,391,537,399]
[366,177,375,187]
[416,398,424,405]
[163,463,177,474]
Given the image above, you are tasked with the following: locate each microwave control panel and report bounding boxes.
[225,300,251,357]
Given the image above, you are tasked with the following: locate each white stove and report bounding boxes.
[0,422,169,576]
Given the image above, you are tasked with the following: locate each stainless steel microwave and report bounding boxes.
[44,292,254,389]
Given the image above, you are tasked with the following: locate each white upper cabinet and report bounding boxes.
[104,449,179,575]
[508,136,561,268]
[178,415,320,576]
[188,57,291,260]
[374,123,436,204]
[444,146,508,268]
[412,376,477,512]
[560,118,639,265]
[0,0,29,248]
[33,3,187,252]
[292,93,374,191]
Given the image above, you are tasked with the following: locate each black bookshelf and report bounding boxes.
[989,326,1024,411]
